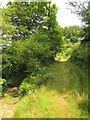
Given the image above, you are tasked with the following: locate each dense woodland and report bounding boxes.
[0,0,90,118]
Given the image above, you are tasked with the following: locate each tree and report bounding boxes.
[62,26,83,43]
[1,1,61,53]
[2,37,52,86]
[67,0,90,25]
[1,2,57,40]
[2,1,62,88]
[2,2,50,41]
[67,0,90,74]
[67,0,90,41]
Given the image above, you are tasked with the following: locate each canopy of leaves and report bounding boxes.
[1,2,57,40]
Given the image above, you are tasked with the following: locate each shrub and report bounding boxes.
[70,42,89,70]
[19,75,42,97]
[19,66,52,97]
[0,78,7,96]
[2,36,52,87]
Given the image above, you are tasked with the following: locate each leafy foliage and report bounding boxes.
[0,78,7,95]
[61,26,83,43]
[2,34,52,85]
[67,0,90,41]
[2,1,62,93]
[1,0,89,117]
[70,42,89,70]
[1,2,60,45]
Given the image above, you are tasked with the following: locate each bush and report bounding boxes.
[19,75,43,97]
[0,78,7,96]
[2,35,52,87]
[70,42,89,70]
[19,66,52,97]
[19,82,35,97]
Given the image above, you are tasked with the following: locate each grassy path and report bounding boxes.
[0,61,88,118]
[47,61,72,95]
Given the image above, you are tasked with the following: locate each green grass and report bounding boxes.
[14,88,57,118]
[14,61,88,118]
[65,91,88,118]
[66,62,88,93]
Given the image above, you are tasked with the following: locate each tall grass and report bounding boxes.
[66,61,88,117]
[14,87,57,118]
[66,62,88,93]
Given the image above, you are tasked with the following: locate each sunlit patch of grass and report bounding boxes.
[14,88,88,118]
[65,91,88,118]
[14,87,59,118]
[14,86,68,118]
[55,42,81,62]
